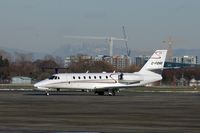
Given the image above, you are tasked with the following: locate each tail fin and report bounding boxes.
[139,50,167,73]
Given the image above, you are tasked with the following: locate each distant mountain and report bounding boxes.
[53,43,198,58]
[52,43,127,57]
[53,44,200,63]
[174,49,200,63]
[0,46,47,60]
[1,45,200,63]
[174,49,200,57]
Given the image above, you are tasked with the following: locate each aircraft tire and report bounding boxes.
[96,91,104,96]
[108,90,116,96]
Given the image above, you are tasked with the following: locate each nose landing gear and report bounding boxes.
[95,91,105,96]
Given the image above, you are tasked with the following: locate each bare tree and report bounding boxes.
[44,54,55,61]
[14,52,33,63]
[0,49,12,61]
[68,60,114,73]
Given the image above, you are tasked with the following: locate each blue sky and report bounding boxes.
[0,0,200,53]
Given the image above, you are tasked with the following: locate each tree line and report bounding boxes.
[0,49,200,85]
[0,49,139,83]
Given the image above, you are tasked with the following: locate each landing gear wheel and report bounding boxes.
[95,91,105,96]
[108,90,116,96]
[45,91,49,96]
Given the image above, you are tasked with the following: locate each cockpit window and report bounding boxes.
[49,76,55,80]
[49,76,60,80]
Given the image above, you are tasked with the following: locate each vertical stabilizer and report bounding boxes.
[139,50,167,73]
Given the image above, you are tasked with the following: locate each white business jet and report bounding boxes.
[34,50,167,96]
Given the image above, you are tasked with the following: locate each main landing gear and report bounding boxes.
[96,91,105,96]
[95,89,116,96]
[108,89,116,96]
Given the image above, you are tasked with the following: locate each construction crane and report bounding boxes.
[122,26,131,56]
[64,36,127,56]
[64,28,128,57]
[162,36,175,61]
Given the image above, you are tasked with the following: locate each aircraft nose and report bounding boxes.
[34,81,45,88]
[34,82,40,88]
[34,79,49,88]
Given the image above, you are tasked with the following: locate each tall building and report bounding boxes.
[64,55,92,67]
[135,56,150,67]
[171,56,198,64]
[134,55,199,70]
[64,54,132,70]
[109,55,132,70]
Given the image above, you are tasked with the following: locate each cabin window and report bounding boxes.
[99,76,102,79]
[78,76,81,79]
[89,76,91,79]
[106,76,108,79]
[73,76,75,79]
[55,76,58,80]
[83,76,86,79]
[58,77,60,80]
[94,76,96,79]
[49,76,55,80]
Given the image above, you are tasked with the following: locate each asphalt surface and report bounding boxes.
[0,90,200,133]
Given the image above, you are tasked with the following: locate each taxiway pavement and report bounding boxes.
[0,90,200,133]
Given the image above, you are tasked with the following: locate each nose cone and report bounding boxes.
[34,80,50,91]
[34,79,47,88]
[34,82,40,88]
